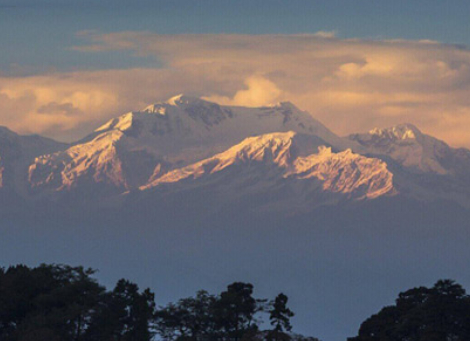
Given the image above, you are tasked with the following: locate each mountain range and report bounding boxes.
[1,94,469,212]
[2,95,470,341]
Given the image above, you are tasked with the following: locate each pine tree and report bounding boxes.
[269,293,294,341]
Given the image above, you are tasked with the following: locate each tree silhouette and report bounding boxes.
[267,293,294,341]
[0,265,156,341]
[154,290,216,341]
[213,282,258,341]
[0,264,105,341]
[87,279,155,341]
[349,279,470,341]
[0,263,319,341]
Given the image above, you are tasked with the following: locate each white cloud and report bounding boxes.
[203,75,282,107]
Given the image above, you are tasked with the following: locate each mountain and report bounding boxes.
[349,124,470,207]
[0,126,67,196]
[28,95,348,195]
[139,132,394,211]
[349,123,470,176]
[0,95,469,210]
[3,97,470,341]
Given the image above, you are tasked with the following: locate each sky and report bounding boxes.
[1,0,470,145]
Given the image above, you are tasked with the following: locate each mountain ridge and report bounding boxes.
[0,95,469,212]
[27,95,347,196]
[142,131,395,208]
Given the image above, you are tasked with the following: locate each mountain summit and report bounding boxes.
[28,95,347,194]
[350,123,470,175]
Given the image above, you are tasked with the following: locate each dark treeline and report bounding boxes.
[2,264,470,341]
[0,264,155,341]
[349,279,470,341]
[0,264,318,341]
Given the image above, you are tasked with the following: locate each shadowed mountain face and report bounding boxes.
[0,127,68,195]
[1,96,470,341]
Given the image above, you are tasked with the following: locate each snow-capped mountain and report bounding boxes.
[349,123,470,176]
[347,123,470,207]
[28,95,347,194]
[0,95,469,212]
[139,132,394,210]
[2,100,469,341]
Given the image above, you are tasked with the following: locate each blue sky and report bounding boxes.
[1,0,470,74]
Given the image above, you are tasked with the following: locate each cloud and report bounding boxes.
[313,30,337,38]
[202,75,282,107]
[37,102,82,116]
[0,75,120,140]
[2,33,470,148]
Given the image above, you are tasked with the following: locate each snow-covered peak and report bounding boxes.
[192,131,332,170]
[141,131,315,188]
[141,105,168,115]
[96,95,232,135]
[142,131,395,202]
[349,123,470,175]
[95,95,211,133]
[143,132,309,187]
[91,95,344,151]
[206,131,298,168]
[288,146,394,199]
[166,94,203,106]
[107,95,218,119]
[34,97,348,196]
[144,94,208,111]
[368,123,422,141]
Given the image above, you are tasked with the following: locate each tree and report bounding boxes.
[0,264,105,341]
[214,282,258,341]
[155,282,265,341]
[87,279,156,341]
[1,263,319,341]
[268,293,294,341]
[349,279,470,341]
[154,290,217,341]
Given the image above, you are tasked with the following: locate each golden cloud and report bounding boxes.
[1,33,470,148]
